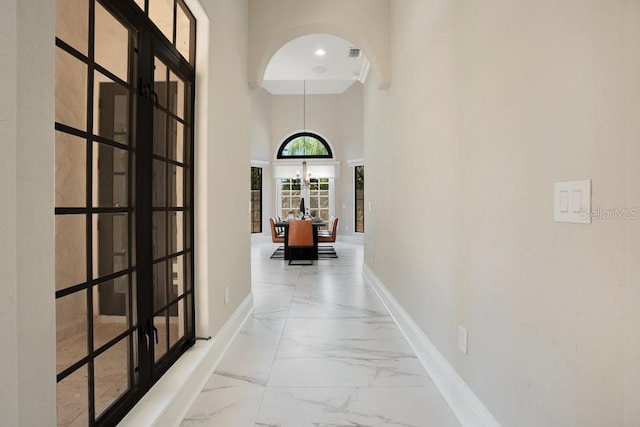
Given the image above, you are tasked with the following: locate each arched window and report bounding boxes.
[277,132,333,159]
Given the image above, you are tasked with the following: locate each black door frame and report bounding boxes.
[111,0,197,415]
[103,0,197,423]
[54,1,197,425]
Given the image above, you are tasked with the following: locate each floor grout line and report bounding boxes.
[251,263,301,424]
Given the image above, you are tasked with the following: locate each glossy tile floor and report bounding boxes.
[181,240,460,427]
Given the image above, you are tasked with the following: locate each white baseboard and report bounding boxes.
[363,264,500,427]
[118,293,254,427]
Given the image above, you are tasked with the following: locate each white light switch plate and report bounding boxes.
[554,180,591,224]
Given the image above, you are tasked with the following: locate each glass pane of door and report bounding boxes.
[55,48,87,131]
[56,0,89,55]
[148,0,175,42]
[56,0,196,424]
[176,2,195,64]
[55,2,137,425]
[151,50,192,364]
[95,1,130,81]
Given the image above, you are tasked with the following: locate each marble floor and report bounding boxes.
[180,240,460,427]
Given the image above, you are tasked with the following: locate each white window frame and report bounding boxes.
[275,178,335,222]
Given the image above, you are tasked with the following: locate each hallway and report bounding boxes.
[180,241,460,426]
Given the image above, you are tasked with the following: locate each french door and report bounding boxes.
[54,1,196,425]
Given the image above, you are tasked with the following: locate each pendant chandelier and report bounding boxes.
[295,80,311,186]
[295,161,312,186]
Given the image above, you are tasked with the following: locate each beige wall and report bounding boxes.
[624,3,640,424]
[197,0,252,335]
[0,0,57,426]
[0,0,19,424]
[251,87,273,163]
[19,0,57,422]
[271,87,362,152]
[364,0,638,425]
[362,67,389,268]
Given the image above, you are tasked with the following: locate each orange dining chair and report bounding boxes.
[269,217,285,244]
[287,220,314,265]
[318,216,335,237]
[318,217,339,244]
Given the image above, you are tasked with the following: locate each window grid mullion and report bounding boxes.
[86,0,97,423]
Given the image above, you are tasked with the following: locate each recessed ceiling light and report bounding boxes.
[314,49,327,57]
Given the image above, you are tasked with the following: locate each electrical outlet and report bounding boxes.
[224,286,229,305]
[458,326,468,355]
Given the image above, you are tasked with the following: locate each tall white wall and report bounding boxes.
[251,87,273,162]
[364,1,640,425]
[17,1,57,423]
[362,68,389,268]
[0,1,19,425]
[0,1,57,426]
[197,0,252,334]
[623,3,640,424]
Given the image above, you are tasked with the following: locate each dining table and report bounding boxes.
[275,219,327,260]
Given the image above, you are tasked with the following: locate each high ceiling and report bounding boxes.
[263,34,369,95]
